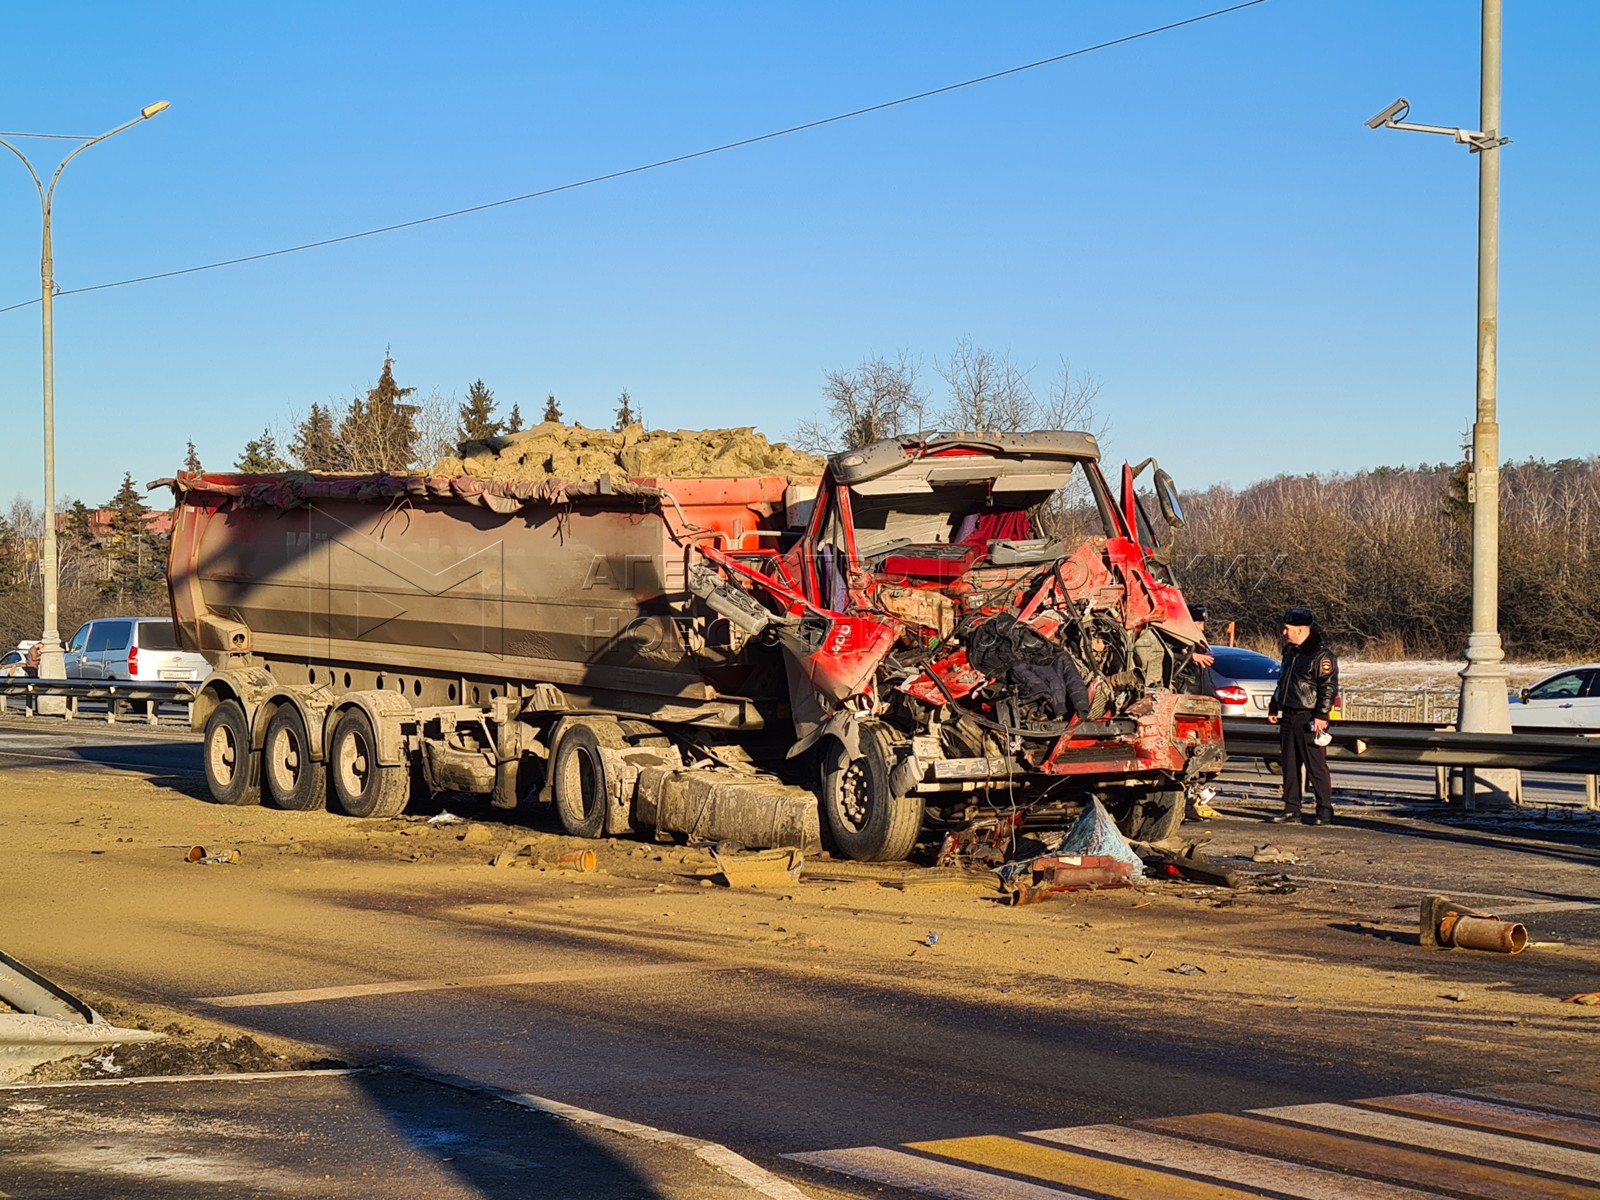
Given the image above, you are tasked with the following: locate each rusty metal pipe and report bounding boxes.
[1447,913,1527,954]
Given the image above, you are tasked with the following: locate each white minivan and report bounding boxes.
[63,618,211,682]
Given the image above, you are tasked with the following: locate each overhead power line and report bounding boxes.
[0,0,1267,316]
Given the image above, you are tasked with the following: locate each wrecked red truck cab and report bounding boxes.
[693,430,1224,861]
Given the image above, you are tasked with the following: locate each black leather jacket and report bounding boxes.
[1269,631,1338,719]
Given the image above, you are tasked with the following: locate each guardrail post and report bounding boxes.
[1587,774,1598,812]
[1435,766,1449,803]
[145,698,157,726]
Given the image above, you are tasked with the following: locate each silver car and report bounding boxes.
[63,618,211,682]
[1208,646,1282,718]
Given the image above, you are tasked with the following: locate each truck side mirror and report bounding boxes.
[1154,468,1184,528]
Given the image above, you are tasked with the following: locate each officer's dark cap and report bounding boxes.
[1282,606,1315,627]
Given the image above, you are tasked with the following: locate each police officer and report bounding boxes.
[1267,606,1338,824]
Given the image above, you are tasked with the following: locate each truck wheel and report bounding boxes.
[820,723,921,862]
[203,699,259,806]
[329,709,410,818]
[553,721,625,839]
[1126,787,1185,843]
[263,705,327,812]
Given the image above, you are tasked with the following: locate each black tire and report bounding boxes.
[1125,787,1186,842]
[202,699,259,806]
[820,722,922,862]
[328,708,411,818]
[552,721,625,839]
[263,705,327,812]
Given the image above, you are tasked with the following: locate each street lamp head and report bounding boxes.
[139,100,171,120]
[1365,97,1409,130]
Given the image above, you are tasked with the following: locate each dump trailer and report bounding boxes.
[166,431,1223,861]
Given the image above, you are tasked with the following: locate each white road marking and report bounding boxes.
[786,1146,1086,1199]
[1027,1123,1449,1199]
[1255,1101,1600,1183]
[197,962,719,1007]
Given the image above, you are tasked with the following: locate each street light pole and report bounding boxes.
[1458,0,1513,754]
[1365,0,1515,805]
[0,102,169,707]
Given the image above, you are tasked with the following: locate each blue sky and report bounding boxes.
[1,1,1595,512]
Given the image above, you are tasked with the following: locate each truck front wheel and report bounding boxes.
[203,699,258,806]
[329,709,410,819]
[1123,786,1185,843]
[820,723,922,862]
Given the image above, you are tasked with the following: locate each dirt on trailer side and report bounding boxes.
[432,422,825,484]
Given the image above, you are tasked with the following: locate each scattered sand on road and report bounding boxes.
[2,738,1597,1093]
[432,422,825,483]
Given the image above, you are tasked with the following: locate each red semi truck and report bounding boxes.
[167,430,1222,860]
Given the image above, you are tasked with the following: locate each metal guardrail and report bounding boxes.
[1222,718,1600,810]
[0,678,193,724]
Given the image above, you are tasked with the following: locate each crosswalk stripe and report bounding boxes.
[1356,1093,1600,1152]
[1256,1101,1600,1184]
[1462,1088,1600,1123]
[1026,1123,1451,1199]
[906,1134,1270,1200]
[783,1146,1090,1199]
[1145,1111,1600,1200]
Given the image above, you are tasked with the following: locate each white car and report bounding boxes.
[1509,666,1600,731]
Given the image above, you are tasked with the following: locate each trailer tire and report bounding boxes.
[820,722,921,862]
[553,720,625,839]
[203,699,258,807]
[263,705,327,812]
[1126,786,1185,843]
[329,709,411,819]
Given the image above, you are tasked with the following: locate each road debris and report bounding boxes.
[492,840,598,871]
[1251,845,1298,864]
[1441,991,1469,1003]
[1170,963,1206,976]
[1564,992,1600,1006]
[710,846,803,889]
[1419,894,1528,954]
[427,812,467,826]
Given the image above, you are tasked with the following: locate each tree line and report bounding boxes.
[231,351,640,475]
[1173,458,1600,659]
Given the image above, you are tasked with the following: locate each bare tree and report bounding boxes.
[793,352,927,454]
[936,339,1036,434]
[1040,358,1108,441]
[411,387,459,470]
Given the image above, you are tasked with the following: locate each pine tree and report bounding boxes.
[290,403,341,471]
[63,500,95,547]
[236,427,289,473]
[183,441,203,473]
[505,403,524,433]
[457,378,503,442]
[103,473,161,601]
[542,393,562,424]
[613,388,635,432]
[337,349,419,471]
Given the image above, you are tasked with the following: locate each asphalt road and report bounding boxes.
[5,716,1600,1200]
